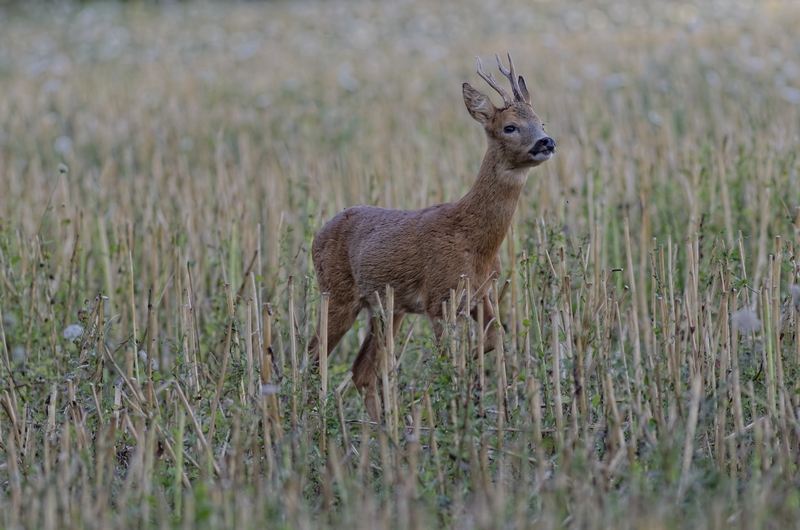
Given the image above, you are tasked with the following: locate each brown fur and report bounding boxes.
[308,55,555,419]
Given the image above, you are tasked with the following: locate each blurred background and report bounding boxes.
[2,1,798,293]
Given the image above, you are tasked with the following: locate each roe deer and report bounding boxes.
[309,54,555,419]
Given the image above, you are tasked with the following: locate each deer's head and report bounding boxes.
[462,54,555,170]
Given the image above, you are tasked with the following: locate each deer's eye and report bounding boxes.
[503,125,517,134]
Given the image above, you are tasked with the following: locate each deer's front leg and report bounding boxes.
[472,295,501,354]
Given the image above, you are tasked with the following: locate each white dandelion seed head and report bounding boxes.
[63,324,84,340]
[732,309,761,333]
[791,284,800,311]
[138,350,158,371]
[260,384,279,395]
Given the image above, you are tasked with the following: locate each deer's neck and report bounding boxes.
[455,154,529,259]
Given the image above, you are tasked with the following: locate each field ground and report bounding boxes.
[2,0,800,527]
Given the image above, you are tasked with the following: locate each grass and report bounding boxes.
[1,0,800,527]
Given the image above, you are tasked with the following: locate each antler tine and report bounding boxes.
[476,56,513,107]
[496,53,524,103]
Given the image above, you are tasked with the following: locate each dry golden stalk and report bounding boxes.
[679,374,703,498]
[288,276,299,431]
[245,298,255,397]
[551,312,563,448]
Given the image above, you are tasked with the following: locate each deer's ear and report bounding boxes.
[518,76,531,104]
[462,83,496,124]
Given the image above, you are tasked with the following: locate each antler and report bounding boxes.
[496,53,526,103]
[476,56,513,107]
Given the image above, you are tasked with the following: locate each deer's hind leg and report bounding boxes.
[352,309,405,420]
[308,287,362,368]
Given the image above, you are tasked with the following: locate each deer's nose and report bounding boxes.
[533,137,556,153]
